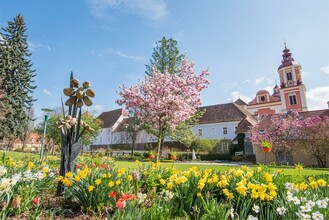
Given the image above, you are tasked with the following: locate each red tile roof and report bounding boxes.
[257,109,329,129]
[197,103,248,124]
[97,108,128,128]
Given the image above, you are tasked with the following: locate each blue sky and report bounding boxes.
[1,0,329,119]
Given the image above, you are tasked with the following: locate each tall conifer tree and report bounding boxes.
[145,36,184,76]
[0,14,36,145]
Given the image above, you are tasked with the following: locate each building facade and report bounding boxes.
[246,44,308,115]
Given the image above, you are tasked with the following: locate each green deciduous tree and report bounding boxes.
[80,111,102,148]
[0,14,36,147]
[170,110,204,148]
[36,109,102,155]
[192,138,220,153]
[145,36,184,76]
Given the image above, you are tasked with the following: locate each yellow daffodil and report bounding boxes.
[88,185,95,192]
[160,179,166,185]
[28,162,34,169]
[65,172,73,178]
[108,181,115,187]
[95,179,101,185]
[264,173,273,182]
[317,179,327,187]
[74,175,80,182]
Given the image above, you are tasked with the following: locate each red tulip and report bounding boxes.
[116,199,126,210]
[99,163,104,168]
[76,164,81,169]
[109,191,117,198]
[91,163,96,168]
[33,197,39,205]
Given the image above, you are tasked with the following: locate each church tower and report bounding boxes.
[278,44,308,112]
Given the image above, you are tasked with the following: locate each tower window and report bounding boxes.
[289,95,297,105]
[260,96,265,102]
[286,72,292,80]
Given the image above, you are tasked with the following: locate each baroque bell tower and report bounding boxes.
[278,43,308,112]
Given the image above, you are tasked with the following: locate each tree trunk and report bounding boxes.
[156,134,162,162]
[159,137,165,158]
[274,151,280,165]
[131,133,136,158]
[6,141,10,151]
[317,157,326,168]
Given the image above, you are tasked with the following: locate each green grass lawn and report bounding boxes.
[114,161,328,176]
[1,150,328,176]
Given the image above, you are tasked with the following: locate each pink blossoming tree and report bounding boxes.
[250,111,301,164]
[297,116,329,167]
[116,59,209,161]
[251,111,329,167]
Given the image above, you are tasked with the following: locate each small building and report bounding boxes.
[90,102,251,153]
[254,109,329,166]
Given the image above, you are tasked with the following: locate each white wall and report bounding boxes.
[92,120,241,147]
[92,128,112,145]
[192,121,240,140]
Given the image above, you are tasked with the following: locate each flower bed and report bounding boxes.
[0,155,328,219]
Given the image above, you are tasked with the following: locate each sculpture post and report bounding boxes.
[56,72,96,195]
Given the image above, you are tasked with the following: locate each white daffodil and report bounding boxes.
[292,197,301,205]
[252,204,260,214]
[316,200,328,209]
[312,211,324,220]
[276,207,287,215]
[247,215,258,220]
[0,166,7,176]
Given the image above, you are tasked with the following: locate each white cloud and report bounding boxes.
[306,86,329,110]
[242,79,251,83]
[320,65,329,74]
[89,0,168,21]
[229,91,252,103]
[108,48,144,61]
[42,89,52,96]
[91,48,144,61]
[254,76,273,85]
[263,86,273,93]
[28,41,51,52]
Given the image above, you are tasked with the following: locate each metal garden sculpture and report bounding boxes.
[56,73,95,195]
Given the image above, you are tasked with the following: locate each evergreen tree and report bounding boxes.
[0,14,36,146]
[145,36,184,76]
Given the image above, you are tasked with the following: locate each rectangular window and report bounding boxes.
[287,72,292,80]
[289,95,297,105]
[198,128,203,136]
[221,142,229,152]
[100,137,102,143]
[223,127,228,135]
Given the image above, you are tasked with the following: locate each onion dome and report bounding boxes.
[278,43,300,70]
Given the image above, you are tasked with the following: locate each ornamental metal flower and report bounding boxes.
[63,78,95,108]
[57,73,96,196]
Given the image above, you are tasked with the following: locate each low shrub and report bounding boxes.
[199,153,231,161]
[231,155,243,161]
[133,152,141,157]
